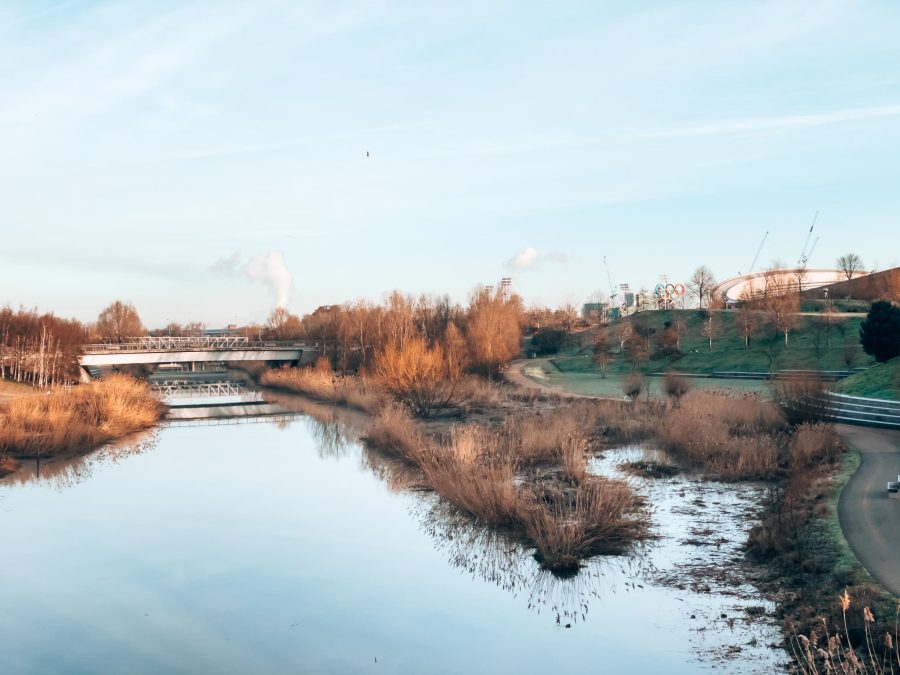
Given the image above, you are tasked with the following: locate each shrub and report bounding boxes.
[860,300,900,363]
[774,375,830,426]
[372,338,459,417]
[530,328,566,355]
[662,371,690,406]
[623,373,645,400]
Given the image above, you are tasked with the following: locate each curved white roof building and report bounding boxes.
[713,268,867,303]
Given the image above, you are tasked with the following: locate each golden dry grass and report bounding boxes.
[363,404,428,464]
[0,375,164,459]
[519,477,648,570]
[261,367,387,413]
[789,423,844,470]
[362,404,647,574]
[657,390,784,479]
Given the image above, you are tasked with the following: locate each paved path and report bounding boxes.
[837,425,900,596]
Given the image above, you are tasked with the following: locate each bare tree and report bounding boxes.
[836,253,864,300]
[737,296,759,349]
[592,327,613,378]
[96,301,145,343]
[688,266,716,309]
[699,310,717,351]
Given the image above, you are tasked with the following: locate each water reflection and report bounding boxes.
[416,497,650,626]
[0,401,785,673]
[3,429,160,489]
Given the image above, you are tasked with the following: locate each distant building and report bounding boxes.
[582,302,608,320]
[713,268,864,305]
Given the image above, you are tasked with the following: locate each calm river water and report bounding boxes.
[0,411,786,674]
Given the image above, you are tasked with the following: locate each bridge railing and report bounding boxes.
[81,337,339,354]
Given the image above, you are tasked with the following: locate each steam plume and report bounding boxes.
[210,250,293,307]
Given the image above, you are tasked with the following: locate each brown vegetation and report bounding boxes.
[362,404,648,574]
[791,587,899,674]
[372,337,460,417]
[0,456,20,477]
[1,305,87,386]
[662,371,690,405]
[0,375,164,460]
[260,366,387,413]
[658,391,784,479]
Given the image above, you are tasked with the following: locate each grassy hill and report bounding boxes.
[836,358,900,401]
[546,309,872,376]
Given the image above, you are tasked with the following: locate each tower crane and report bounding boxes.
[743,231,769,275]
[798,211,819,268]
[603,256,617,305]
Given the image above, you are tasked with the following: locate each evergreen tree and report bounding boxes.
[859,300,900,362]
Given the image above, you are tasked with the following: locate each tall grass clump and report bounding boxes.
[0,374,164,459]
[658,390,784,479]
[789,423,844,470]
[791,588,900,674]
[361,405,648,575]
[662,371,690,406]
[261,365,387,413]
[774,374,831,426]
[520,478,648,573]
[363,404,428,464]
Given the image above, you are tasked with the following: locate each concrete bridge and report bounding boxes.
[78,336,332,382]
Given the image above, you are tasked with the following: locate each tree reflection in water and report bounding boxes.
[2,429,160,490]
[294,403,658,626]
[415,498,653,626]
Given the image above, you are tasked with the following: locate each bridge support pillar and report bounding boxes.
[79,367,93,384]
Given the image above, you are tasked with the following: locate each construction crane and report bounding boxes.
[798,211,819,267]
[743,231,769,275]
[805,236,820,265]
[603,256,617,305]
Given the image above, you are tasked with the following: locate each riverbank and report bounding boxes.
[262,363,899,670]
[0,374,165,469]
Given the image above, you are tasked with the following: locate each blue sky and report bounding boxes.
[1,1,899,327]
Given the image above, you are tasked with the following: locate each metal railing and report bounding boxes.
[149,380,257,398]
[82,336,338,354]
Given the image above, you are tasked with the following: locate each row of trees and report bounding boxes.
[268,286,524,378]
[0,307,88,386]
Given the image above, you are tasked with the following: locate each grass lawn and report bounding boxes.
[543,309,872,377]
[836,357,900,401]
[521,358,773,399]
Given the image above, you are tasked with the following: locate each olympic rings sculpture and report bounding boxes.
[654,282,685,301]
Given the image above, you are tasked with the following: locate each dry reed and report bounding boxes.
[658,390,784,479]
[519,477,648,573]
[0,374,164,459]
[261,367,387,413]
[362,405,648,575]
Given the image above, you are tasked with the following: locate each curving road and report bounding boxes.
[837,425,900,596]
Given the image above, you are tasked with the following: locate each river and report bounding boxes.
[0,402,786,674]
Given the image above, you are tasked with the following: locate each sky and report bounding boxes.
[1,0,899,327]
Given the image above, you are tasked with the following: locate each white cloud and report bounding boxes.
[507,246,568,271]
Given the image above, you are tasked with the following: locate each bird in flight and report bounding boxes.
[366,151,370,157]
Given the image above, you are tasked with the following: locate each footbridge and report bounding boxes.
[78,336,332,382]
